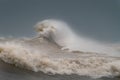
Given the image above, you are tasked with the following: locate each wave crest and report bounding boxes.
[35,19,119,56]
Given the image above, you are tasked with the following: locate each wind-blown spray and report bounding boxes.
[35,19,119,56]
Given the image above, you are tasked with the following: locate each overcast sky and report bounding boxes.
[0,0,120,42]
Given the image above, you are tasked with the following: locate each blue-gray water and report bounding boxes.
[0,0,120,42]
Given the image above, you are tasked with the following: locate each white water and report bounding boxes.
[0,19,120,78]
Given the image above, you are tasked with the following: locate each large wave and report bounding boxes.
[34,19,119,56]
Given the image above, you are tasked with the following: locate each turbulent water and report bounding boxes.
[0,19,120,78]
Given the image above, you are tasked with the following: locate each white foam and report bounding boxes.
[0,38,120,78]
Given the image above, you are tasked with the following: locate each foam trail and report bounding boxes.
[34,19,119,56]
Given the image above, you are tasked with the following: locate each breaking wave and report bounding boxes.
[0,19,120,78]
[35,19,119,56]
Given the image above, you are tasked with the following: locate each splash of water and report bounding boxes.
[35,19,119,56]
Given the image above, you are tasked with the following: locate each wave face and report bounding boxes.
[0,19,120,78]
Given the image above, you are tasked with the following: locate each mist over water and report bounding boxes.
[0,19,120,78]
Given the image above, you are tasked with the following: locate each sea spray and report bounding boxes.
[35,19,119,56]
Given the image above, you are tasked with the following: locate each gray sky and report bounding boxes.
[0,0,120,42]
